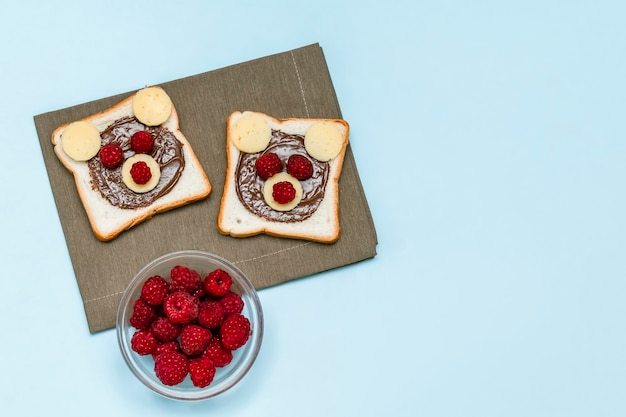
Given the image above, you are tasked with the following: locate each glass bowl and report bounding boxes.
[116,250,263,401]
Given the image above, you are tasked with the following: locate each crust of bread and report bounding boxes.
[51,87,212,241]
[217,111,349,244]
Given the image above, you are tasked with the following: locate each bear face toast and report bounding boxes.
[217,111,350,244]
[51,86,212,241]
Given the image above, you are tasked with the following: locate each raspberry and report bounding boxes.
[150,316,181,343]
[129,298,156,330]
[255,152,282,179]
[189,357,216,388]
[219,291,244,316]
[286,154,313,180]
[152,341,180,359]
[163,291,199,324]
[197,300,225,329]
[130,130,154,154]
[170,265,202,293]
[272,181,296,204]
[203,268,233,297]
[190,285,207,300]
[220,313,251,350]
[203,336,233,368]
[130,161,152,184]
[98,143,124,169]
[131,329,157,355]
[179,324,212,356]
[141,275,170,307]
[154,351,189,386]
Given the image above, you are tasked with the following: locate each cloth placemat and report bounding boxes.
[34,43,378,334]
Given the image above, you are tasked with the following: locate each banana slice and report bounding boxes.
[304,122,344,162]
[121,154,161,193]
[231,114,272,153]
[132,86,173,126]
[61,121,101,161]
[263,172,303,211]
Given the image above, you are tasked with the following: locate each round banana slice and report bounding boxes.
[304,122,344,162]
[263,172,303,211]
[61,121,101,161]
[231,114,272,153]
[121,154,161,193]
[132,86,173,126]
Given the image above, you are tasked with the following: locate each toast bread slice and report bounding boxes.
[51,87,211,241]
[217,111,349,244]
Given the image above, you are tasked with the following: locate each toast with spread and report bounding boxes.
[51,86,212,241]
[217,111,349,243]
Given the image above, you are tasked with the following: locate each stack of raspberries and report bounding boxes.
[128,265,251,388]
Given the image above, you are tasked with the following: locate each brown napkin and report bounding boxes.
[34,43,378,334]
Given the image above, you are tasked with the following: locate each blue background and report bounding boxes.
[1,1,625,416]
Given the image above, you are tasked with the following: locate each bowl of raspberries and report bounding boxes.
[116,250,263,401]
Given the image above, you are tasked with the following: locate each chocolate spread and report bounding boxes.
[235,130,329,222]
[88,116,185,209]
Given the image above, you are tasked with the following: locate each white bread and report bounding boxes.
[51,87,212,241]
[218,111,349,244]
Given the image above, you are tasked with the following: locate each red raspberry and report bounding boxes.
[154,351,189,386]
[163,291,199,324]
[286,154,313,180]
[197,300,225,329]
[272,181,296,204]
[130,161,152,184]
[131,329,157,356]
[150,316,181,343]
[189,356,216,388]
[179,324,212,356]
[152,341,180,359]
[219,291,244,316]
[170,265,202,293]
[141,275,170,307]
[191,285,207,300]
[99,143,124,169]
[129,298,156,330]
[203,269,233,297]
[203,336,233,368]
[130,130,154,154]
[220,313,251,350]
[255,152,282,179]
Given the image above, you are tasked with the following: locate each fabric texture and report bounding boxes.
[34,43,378,333]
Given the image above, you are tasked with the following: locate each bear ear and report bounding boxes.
[305,121,346,162]
[132,86,173,126]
